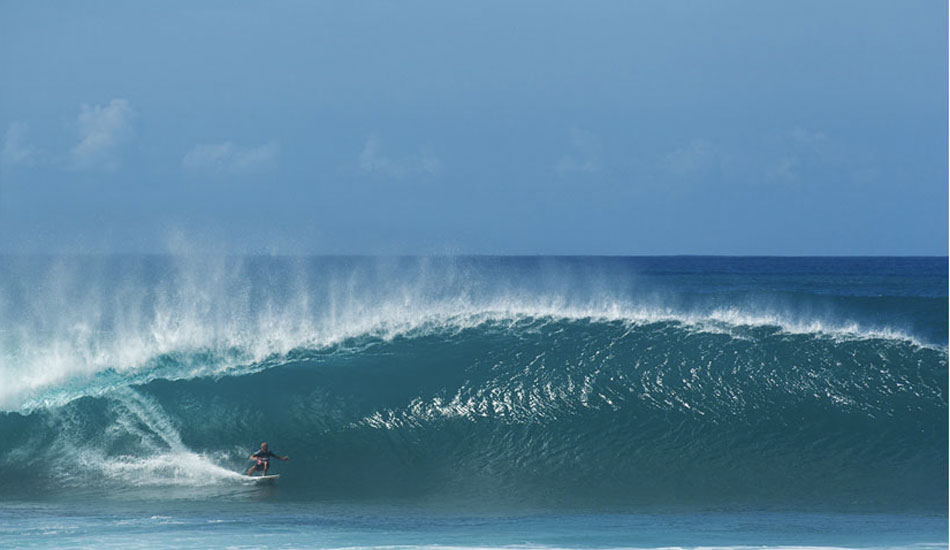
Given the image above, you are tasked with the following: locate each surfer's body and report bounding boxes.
[247,442,289,476]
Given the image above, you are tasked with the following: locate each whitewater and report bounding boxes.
[0,255,946,549]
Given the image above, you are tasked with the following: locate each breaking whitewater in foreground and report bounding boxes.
[0,256,946,549]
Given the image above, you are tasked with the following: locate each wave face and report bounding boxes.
[0,256,946,511]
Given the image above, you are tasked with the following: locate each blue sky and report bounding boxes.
[0,1,946,254]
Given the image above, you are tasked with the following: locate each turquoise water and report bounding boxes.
[0,256,946,548]
[2,502,946,549]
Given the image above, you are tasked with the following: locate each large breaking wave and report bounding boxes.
[0,256,945,511]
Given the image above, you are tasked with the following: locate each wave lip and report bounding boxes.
[2,255,944,413]
[4,303,942,414]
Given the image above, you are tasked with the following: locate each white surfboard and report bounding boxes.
[246,474,280,483]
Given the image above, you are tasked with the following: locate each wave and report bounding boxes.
[1,316,945,510]
[0,256,945,510]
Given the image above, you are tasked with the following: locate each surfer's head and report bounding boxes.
[261,442,268,451]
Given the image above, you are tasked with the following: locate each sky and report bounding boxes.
[0,1,946,255]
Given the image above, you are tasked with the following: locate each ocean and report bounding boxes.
[0,255,946,549]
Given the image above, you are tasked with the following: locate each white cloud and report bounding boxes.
[359,135,441,179]
[182,141,278,174]
[1,122,35,167]
[68,99,136,171]
[556,128,603,176]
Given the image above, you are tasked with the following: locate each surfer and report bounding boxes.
[246,442,290,476]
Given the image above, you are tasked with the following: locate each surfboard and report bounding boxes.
[247,474,280,483]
